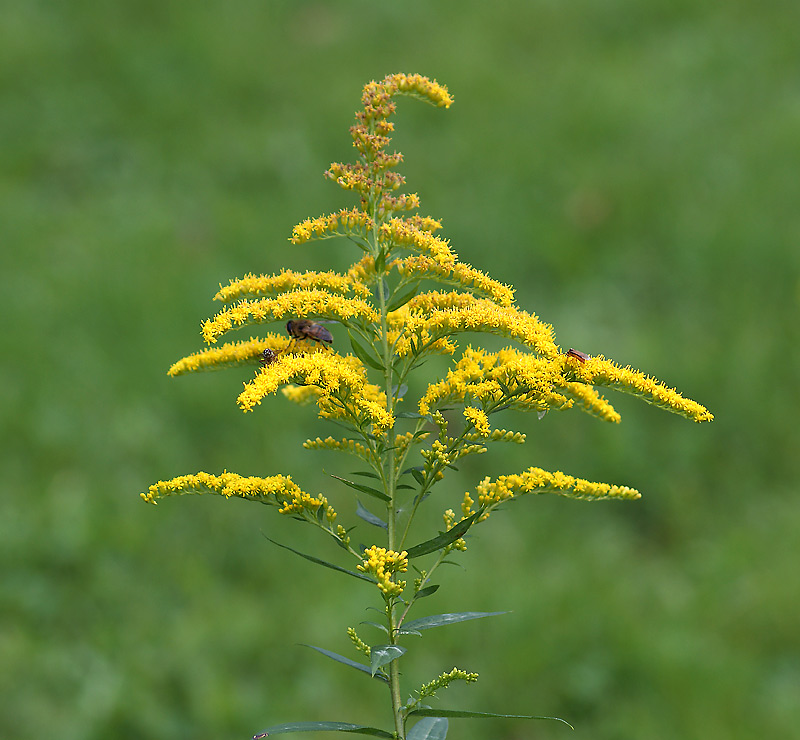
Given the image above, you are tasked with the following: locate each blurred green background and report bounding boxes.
[2,2,798,739]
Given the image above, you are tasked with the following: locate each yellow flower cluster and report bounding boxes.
[347,254,377,285]
[463,406,491,437]
[442,509,467,552]
[141,471,332,519]
[346,627,371,658]
[394,255,515,306]
[389,294,558,360]
[418,347,565,417]
[303,436,370,461]
[281,384,321,405]
[238,352,394,432]
[379,218,456,266]
[357,546,408,597]
[562,382,621,423]
[468,467,641,511]
[404,215,443,233]
[391,430,429,475]
[290,207,373,245]
[214,269,371,303]
[167,335,290,376]
[564,354,714,423]
[464,429,526,444]
[201,289,378,344]
[417,667,479,700]
[420,438,486,473]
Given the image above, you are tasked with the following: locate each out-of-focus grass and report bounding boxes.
[2,2,798,739]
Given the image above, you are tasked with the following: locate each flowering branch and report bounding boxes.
[144,72,712,740]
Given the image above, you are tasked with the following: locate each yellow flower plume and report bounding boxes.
[467,467,641,515]
[201,289,378,345]
[142,471,335,519]
[563,353,713,423]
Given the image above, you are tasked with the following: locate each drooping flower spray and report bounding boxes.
[144,73,712,740]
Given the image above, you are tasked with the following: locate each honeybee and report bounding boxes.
[565,348,590,363]
[286,319,334,349]
[258,348,278,366]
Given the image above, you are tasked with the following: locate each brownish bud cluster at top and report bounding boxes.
[325,73,452,219]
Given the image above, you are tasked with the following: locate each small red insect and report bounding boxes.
[566,348,590,363]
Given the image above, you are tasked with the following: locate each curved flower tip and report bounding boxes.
[367,73,453,109]
[566,355,713,423]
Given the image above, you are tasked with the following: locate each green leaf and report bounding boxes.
[410,469,426,486]
[262,536,375,584]
[392,383,409,398]
[351,471,381,480]
[407,717,448,740]
[349,331,384,371]
[253,721,394,738]
[386,282,420,312]
[395,411,425,419]
[375,249,386,275]
[407,709,573,729]
[413,585,440,599]
[331,474,391,502]
[405,511,481,558]
[369,644,406,676]
[360,620,388,634]
[402,611,508,633]
[302,645,389,683]
[356,500,388,530]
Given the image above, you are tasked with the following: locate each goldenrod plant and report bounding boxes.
[144,73,713,740]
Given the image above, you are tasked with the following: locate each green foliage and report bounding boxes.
[3,3,798,740]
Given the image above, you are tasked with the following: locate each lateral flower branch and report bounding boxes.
[144,73,712,740]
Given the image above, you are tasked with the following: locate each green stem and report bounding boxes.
[371,222,405,739]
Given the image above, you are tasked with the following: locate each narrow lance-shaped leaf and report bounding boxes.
[407,709,573,729]
[331,474,391,502]
[386,282,420,312]
[401,611,508,633]
[253,721,394,738]
[262,535,376,584]
[405,511,481,559]
[356,500,388,529]
[351,470,381,480]
[302,645,389,683]
[369,644,406,676]
[413,585,440,600]
[392,383,409,399]
[406,717,448,740]
[349,331,384,370]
